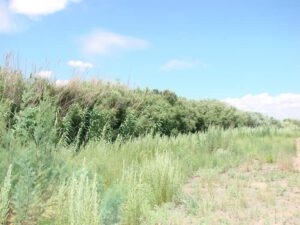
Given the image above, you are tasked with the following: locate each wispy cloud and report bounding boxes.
[81,30,149,55]
[9,0,82,17]
[161,59,206,71]
[67,60,93,69]
[223,93,300,119]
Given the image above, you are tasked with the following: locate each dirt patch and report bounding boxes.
[251,181,267,190]
[183,175,200,196]
[180,165,300,225]
[148,138,300,225]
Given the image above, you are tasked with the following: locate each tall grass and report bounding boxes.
[0,165,12,225]
[121,171,152,225]
[120,153,182,225]
[0,127,299,224]
[141,153,182,205]
[53,170,101,225]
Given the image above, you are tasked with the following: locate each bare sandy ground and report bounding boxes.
[148,138,300,225]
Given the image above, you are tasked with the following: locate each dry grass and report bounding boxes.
[292,138,300,172]
[144,142,300,225]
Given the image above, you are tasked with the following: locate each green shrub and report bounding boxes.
[100,186,123,225]
[13,106,37,143]
[11,147,61,225]
[119,109,138,140]
[75,107,92,150]
[13,98,57,147]
[60,103,83,146]
[88,107,111,141]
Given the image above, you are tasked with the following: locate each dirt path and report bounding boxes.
[293,138,300,171]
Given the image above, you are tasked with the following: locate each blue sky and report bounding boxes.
[0,0,300,118]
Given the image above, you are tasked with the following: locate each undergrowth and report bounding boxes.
[0,126,298,224]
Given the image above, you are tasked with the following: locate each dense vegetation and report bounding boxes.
[1,126,299,225]
[0,67,280,149]
[0,66,299,225]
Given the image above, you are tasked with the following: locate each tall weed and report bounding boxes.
[0,165,12,225]
[53,170,101,225]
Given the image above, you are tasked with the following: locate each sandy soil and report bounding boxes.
[149,138,300,225]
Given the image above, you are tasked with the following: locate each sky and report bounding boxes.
[0,0,299,119]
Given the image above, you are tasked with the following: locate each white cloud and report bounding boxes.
[67,60,93,69]
[0,0,81,33]
[81,30,149,55]
[0,0,15,33]
[55,79,70,86]
[35,70,53,79]
[161,59,205,71]
[9,0,81,17]
[223,93,300,120]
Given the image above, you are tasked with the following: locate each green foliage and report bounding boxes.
[141,153,182,205]
[0,100,13,132]
[0,165,12,225]
[0,67,282,149]
[119,109,138,140]
[283,119,300,129]
[33,99,57,147]
[0,124,299,225]
[9,147,63,225]
[204,126,228,152]
[100,186,123,225]
[53,170,101,225]
[0,69,299,225]
[121,175,153,225]
[88,107,112,141]
[0,68,24,107]
[1,67,299,225]
[119,153,182,224]
[60,103,83,146]
[75,107,93,150]
[13,107,37,143]
[13,98,57,147]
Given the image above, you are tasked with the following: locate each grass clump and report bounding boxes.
[120,153,182,225]
[53,170,101,225]
[141,153,182,205]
